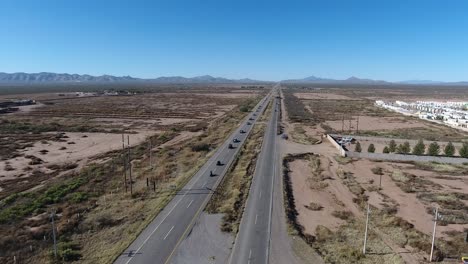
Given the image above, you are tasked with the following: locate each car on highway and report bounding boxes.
[233,138,240,143]
[247,122,251,125]
[240,129,246,133]
[249,117,254,120]
[228,143,234,149]
[216,160,223,166]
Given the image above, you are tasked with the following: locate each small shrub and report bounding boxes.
[331,210,353,220]
[371,166,384,175]
[383,146,390,153]
[412,139,425,155]
[427,142,440,156]
[191,143,210,152]
[389,140,397,152]
[354,142,362,153]
[305,202,323,211]
[444,142,455,156]
[367,143,375,153]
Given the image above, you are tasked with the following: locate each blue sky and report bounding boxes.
[1,0,468,81]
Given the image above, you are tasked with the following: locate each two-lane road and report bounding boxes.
[114,92,272,264]
[229,88,280,264]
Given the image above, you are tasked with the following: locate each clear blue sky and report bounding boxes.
[1,0,468,81]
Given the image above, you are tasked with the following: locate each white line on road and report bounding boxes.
[122,93,268,264]
[164,226,175,240]
[260,191,262,198]
[202,181,207,188]
[187,200,194,208]
[248,249,252,264]
[255,214,258,225]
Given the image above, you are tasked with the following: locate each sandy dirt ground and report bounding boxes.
[293,92,360,100]
[325,116,429,131]
[0,131,154,181]
[339,159,468,238]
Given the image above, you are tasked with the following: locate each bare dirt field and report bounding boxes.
[325,116,429,131]
[0,85,267,264]
[294,92,359,100]
[280,85,468,263]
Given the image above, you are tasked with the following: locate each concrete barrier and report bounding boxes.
[326,134,346,157]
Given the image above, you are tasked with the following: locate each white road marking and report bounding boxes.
[255,214,258,225]
[164,226,175,240]
[259,191,262,198]
[187,200,194,208]
[202,181,207,188]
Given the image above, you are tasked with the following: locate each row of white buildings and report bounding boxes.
[375,100,468,129]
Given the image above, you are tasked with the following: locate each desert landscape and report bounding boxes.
[0,84,267,263]
[279,85,468,263]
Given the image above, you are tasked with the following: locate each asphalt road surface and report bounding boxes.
[228,88,280,264]
[113,92,273,264]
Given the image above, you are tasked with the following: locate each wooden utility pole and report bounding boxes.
[128,135,133,195]
[356,115,360,133]
[348,118,352,134]
[430,207,442,262]
[363,203,370,255]
[50,211,58,259]
[149,140,153,170]
[341,114,345,133]
[122,134,127,192]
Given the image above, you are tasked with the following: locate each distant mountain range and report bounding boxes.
[281,75,468,86]
[0,72,266,84]
[281,75,388,84]
[1,72,467,86]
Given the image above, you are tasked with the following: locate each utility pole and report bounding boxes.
[128,135,133,195]
[348,117,352,134]
[50,210,58,259]
[149,140,153,170]
[122,134,127,192]
[356,115,360,133]
[341,114,345,133]
[430,207,442,262]
[363,203,370,255]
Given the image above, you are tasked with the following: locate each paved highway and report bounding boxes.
[114,91,273,264]
[228,87,280,264]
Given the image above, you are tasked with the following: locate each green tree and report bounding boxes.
[444,142,455,157]
[412,139,425,155]
[427,142,440,156]
[397,141,411,154]
[389,140,397,152]
[368,143,376,153]
[355,142,362,153]
[383,146,390,153]
[460,142,468,158]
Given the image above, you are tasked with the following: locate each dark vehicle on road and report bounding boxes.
[240,129,246,133]
[233,138,240,143]
[228,143,234,149]
[247,122,251,125]
[209,170,215,177]
[216,160,223,166]
[249,118,254,120]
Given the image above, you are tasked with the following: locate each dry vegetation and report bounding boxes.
[283,153,468,263]
[0,86,267,264]
[282,86,467,142]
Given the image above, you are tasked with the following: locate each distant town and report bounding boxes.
[376,99,468,130]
